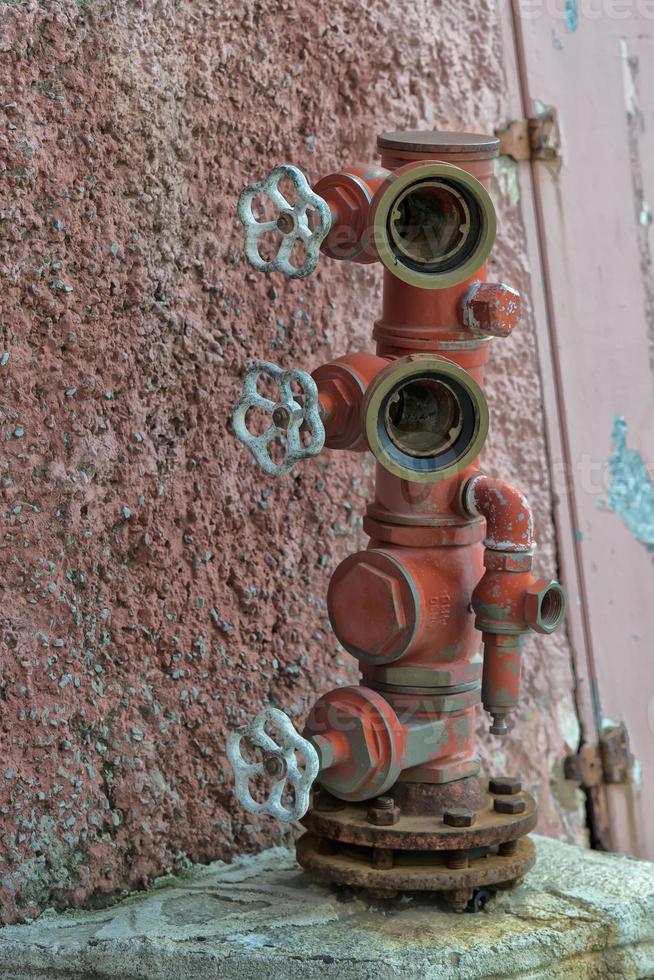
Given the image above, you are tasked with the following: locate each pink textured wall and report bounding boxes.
[0,0,584,923]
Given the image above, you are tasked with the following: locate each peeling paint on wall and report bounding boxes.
[620,39,654,374]
[494,156,521,207]
[607,416,654,552]
[564,0,578,33]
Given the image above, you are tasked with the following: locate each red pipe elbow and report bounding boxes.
[463,473,534,552]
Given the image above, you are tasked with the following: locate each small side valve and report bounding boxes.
[231,361,325,476]
[226,707,320,822]
[237,164,332,279]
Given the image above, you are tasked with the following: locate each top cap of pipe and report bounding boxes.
[377,131,500,161]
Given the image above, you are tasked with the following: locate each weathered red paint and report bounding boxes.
[0,0,586,925]
[314,166,389,263]
[312,353,387,451]
[329,545,482,675]
[461,281,522,338]
[266,133,567,806]
[465,474,535,551]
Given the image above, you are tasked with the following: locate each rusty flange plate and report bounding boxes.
[302,789,537,851]
[297,833,535,894]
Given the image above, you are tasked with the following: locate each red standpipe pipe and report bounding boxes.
[464,473,563,734]
[464,474,535,552]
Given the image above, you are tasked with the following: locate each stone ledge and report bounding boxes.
[1,835,653,980]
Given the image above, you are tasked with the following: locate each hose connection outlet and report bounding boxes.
[524,580,567,635]
[363,354,489,483]
[369,161,497,289]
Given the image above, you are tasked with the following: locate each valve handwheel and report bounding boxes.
[232,361,325,476]
[237,165,332,279]
[226,707,320,822]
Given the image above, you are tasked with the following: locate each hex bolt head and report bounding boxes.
[443,807,476,828]
[276,211,296,235]
[489,777,522,795]
[494,797,526,815]
[263,754,287,780]
[272,406,292,429]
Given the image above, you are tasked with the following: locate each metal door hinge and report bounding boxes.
[496,105,561,166]
[564,723,632,788]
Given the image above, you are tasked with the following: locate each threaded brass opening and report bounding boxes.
[540,585,566,631]
[364,355,489,483]
[371,162,496,290]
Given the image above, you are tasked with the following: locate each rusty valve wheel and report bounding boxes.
[237,164,332,279]
[226,708,320,822]
[232,361,325,477]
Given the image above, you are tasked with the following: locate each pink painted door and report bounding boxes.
[501,1,654,856]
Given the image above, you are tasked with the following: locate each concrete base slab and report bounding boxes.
[1,835,653,980]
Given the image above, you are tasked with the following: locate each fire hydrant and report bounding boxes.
[226,131,566,912]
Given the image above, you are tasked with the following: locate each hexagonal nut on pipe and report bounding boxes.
[312,374,362,450]
[313,173,372,261]
[327,553,417,664]
[524,579,567,634]
[461,281,521,338]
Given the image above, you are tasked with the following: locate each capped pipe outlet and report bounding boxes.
[461,281,522,338]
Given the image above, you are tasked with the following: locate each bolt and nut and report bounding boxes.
[489,776,522,795]
[272,406,292,429]
[371,847,394,870]
[443,807,476,828]
[263,754,287,780]
[367,796,401,826]
[445,849,469,870]
[276,211,296,235]
[494,797,526,815]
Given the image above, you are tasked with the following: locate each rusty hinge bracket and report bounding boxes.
[563,724,632,852]
[496,105,561,166]
[564,723,632,788]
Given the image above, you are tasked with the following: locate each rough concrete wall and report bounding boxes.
[0,0,584,924]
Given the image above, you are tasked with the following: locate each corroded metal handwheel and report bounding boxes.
[226,707,320,822]
[232,361,325,477]
[237,164,332,279]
